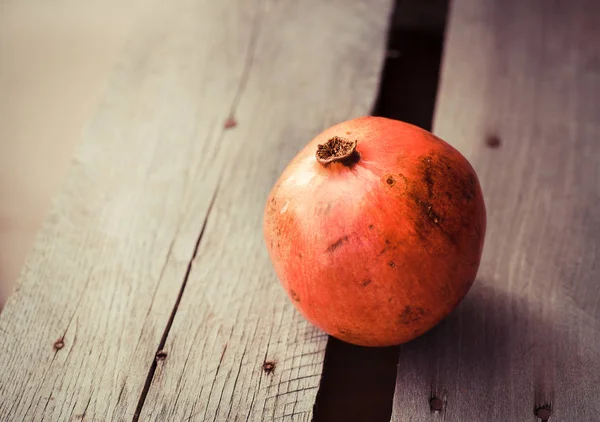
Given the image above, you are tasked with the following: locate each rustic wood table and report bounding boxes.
[1,0,599,421]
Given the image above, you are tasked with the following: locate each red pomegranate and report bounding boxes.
[263,116,486,347]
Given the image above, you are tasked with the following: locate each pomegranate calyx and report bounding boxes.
[316,136,359,166]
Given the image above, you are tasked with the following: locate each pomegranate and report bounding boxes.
[263,116,486,347]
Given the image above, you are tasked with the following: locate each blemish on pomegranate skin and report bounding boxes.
[368,225,375,230]
[463,173,477,201]
[290,289,300,302]
[399,305,426,325]
[362,279,372,287]
[336,326,362,343]
[385,173,409,193]
[280,200,289,214]
[326,236,349,252]
[389,261,396,268]
[413,196,442,226]
[224,117,237,129]
[422,157,435,198]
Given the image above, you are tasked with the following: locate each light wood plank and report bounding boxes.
[393,0,600,421]
[137,0,393,421]
[0,0,266,419]
[0,0,393,420]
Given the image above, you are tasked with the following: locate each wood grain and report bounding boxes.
[0,0,393,421]
[392,0,600,421]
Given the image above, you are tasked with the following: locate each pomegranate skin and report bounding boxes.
[263,116,486,347]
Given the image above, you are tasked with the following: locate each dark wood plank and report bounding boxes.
[393,0,600,420]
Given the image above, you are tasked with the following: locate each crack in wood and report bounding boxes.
[221,343,250,422]
[131,186,220,422]
[78,395,93,421]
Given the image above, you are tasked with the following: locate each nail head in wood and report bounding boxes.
[535,405,552,421]
[262,360,276,375]
[485,134,501,148]
[224,117,237,129]
[53,338,65,351]
[429,397,444,412]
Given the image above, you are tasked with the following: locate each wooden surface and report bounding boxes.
[393,0,600,421]
[0,1,393,421]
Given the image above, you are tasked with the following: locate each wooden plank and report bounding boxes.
[137,1,394,421]
[0,2,250,420]
[0,0,393,421]
[392,0,600,421]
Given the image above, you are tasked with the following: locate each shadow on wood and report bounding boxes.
[394,281,560,421]
[312,338,399,422]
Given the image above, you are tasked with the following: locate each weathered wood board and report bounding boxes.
[393,0,600,421]
[0,0,393,421]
